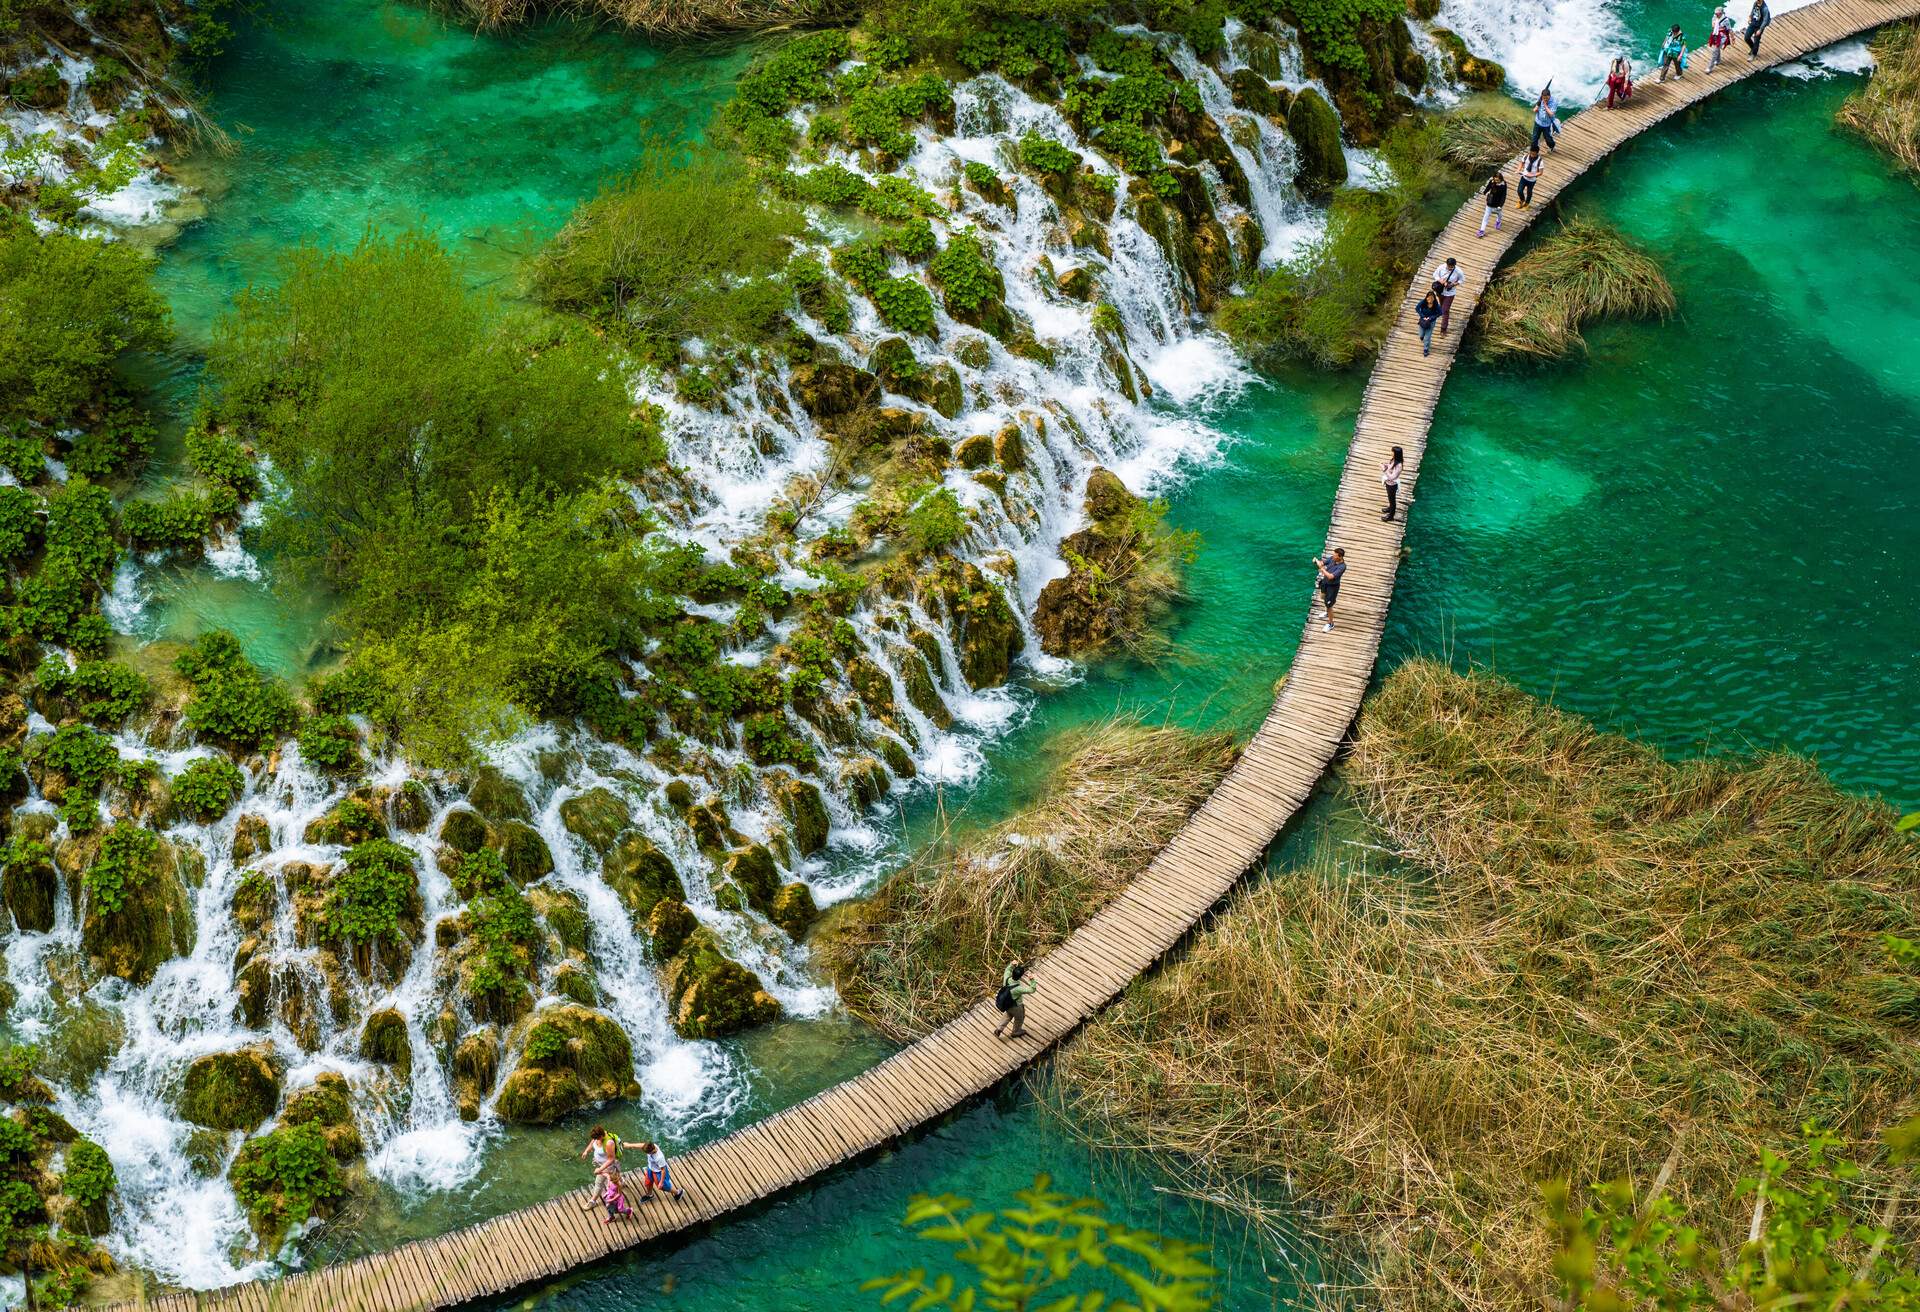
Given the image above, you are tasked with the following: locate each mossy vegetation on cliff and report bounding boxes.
[817,718,1236,1039]
[1838,20,1920,180]
[1049,661,1920,1312]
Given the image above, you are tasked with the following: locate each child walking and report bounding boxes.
[638,1141,686,1201]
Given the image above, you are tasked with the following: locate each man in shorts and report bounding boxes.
[1314,548,1346,633]
[638,1140,686,1201]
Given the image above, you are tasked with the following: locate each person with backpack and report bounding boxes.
[1414,284,1443,357]
[993,962,1036,1039]
[1313,547,1346,633]
[1707,6,1735,68]
[1658,26,1688,81]
[1517,146,1544,207]
[1744,0,1771,54]
[1476,170,1509,237]
[1605,56,1634,108]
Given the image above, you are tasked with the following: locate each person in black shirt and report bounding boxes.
[1477,171,1509,237]
[1314,548,1346,633]
[1744,0,1770,54]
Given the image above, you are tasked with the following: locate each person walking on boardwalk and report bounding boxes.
[1518,145,1544,207]
[1744,0,1770,54]
[1314,547,1346,633]
[1476,170,1509,237]
[1658,25,1688,80]
[1531,86,1560,150]
[1606,56,1634,108]
[1382,446,1404,521]
[993,961,1036,1039]
[1707,6,1735,68]
[637,1141,686,1201]
[580,1126,641,1222]
[1431,256,1464,334]
[1414,285,1443,357]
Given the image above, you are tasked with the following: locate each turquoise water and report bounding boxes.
[124,1,1920,1299]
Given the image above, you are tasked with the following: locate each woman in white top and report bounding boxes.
[1517,146,1544,208]
[1382,446,1404,522]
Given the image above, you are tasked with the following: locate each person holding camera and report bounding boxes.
[1314,548,1346,633]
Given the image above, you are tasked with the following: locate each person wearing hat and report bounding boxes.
[1313,548,1346,633]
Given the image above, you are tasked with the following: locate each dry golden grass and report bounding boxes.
[438,0,834,35]
[816,717,1237,1040]
[1476,216,1674,360]
[1838,20,1920,179]
[1050,660,1920,1312]
[1440,114,1530,174]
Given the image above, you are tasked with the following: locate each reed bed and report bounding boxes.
[1838,20,1920,179]
[1051,660,1920,1312]
[439,0,833,34]
[816,718,1237,1040]
[1476,216,1674,360]
[1439,114,1530,174]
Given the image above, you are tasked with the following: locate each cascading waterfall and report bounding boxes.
[4,25,1342,1296]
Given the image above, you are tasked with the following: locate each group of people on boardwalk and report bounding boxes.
[1619,0,1770,95]
[580,1127,687,1224]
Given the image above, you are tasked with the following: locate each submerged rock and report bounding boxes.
[493,1005,640,1125]
[180,1046,282,1131]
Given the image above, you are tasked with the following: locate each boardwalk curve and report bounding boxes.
[124,6,1920,1306]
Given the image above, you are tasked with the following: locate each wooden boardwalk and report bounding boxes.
[121,4,1918,1306]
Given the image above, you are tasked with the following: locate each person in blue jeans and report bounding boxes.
[1744,0,1771,53]
[1415,284,1443,356]
[1531,87,1559,150]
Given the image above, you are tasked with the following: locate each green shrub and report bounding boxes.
[36,657,149,725]
[64,394,155,479]
[1218,190,1392,368]
[42,721,118,795]
[0,485,39,561]
[902,486,969,554]
[832,240,891,292]
[1094,121,1162,174]
[955,20,1076,79]
[0,427,45,483]
[732,30,852,119]
[893,218,937,262]
[845,73,953,157]
[871,277,937,335]
[183,423,258,494]
[1291,0,1407,75]
[1018,133,1078,174]
[60,1139,116,1208]
[787,162,872,209]
[745,712,817,767]
[523,1021,568,1063]
[170,757,244,822]
[174,630,297,751]
[297,713,360,773]
[9,479,118,647]
[928,228,1004,316]
[449,846,511,901]
[121,491,211,550]
[229,1122,344,1231]
[310,663,388,718]
[865,175,939,221]
[320,839,416,943]
[83,821,160,916]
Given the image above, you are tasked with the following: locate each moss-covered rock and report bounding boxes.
[954,434,994,469]
[840,755,891,810]
[790,360,879,419]
[898,649,952,729]
[3,839,58,932]
[231,812,271,864]
[721,843,779,917]
[437,806,490,854]
[770,775,831,857]
[1287,88,1348,199]
[493,1005,640,1125]
[179,1046,281,1131]
[1230,69,1291,119]
[770,882,819,939]
[1430,29,1506,91]
[530,885,592,955]
[558,787,627,856]
[552,962,599,1007]
[390,780,433,833]
[602,833,685,922]
[466,766,531,823]
[358,1008,412,1077]
[80,833,194,986]
[492,820,554,885]
[278,1071,363,1160]
[917,559,1022,690]
[452,1026,501,1121]
[660,929,782,1040]
[302,795,388,847]
[647,898,699,958]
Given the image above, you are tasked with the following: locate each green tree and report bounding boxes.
[863,1175,1217,1312]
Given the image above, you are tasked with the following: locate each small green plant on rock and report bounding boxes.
[174,629,297,752]
[83,821,160,916]
[320,840,417,944]
[229,1121,344,1239]
[170,757,244,823]
[297,713,361,773]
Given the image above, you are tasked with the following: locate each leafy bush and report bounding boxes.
[902,486,968,554]
[42,721,118,796]
[121,491,211,550]
[0,485,39,561]
[36,657,148,724]
[0,221,168,428]
[1291,0,1407,75]
[64,394,155,479]
[744,712,817,767]
[174,630,297,751]
[8,479,118,647]
[1018,133,1079,174]
[319,839,416,943]
[832,240,891,292]
[170,757,244,822]
[845,73,953,157]
[1217,190,1391,368]
[297,713,360,773]
[955,19,1076,78]
[893,218,937,262]
[183,423,258,494]
[1093,121,1162,174]
[523,1021,568,1063]
[60,1139,116,1208]
[229,1122,344,1230]
[449,846,511,901]
[870,277,937,335]
[309,663,388,718]
[83,821,160,916]
[928,228,1004,316]
[787,162,872,209]
[865,175,938,221]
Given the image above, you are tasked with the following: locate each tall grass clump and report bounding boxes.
[816,718,1237,1039]
[1475,216,1673,360]
[438,0,833,35]
[1838,20,1920,180]
[1439,114,1529,173]
[1052,660,1920,1312]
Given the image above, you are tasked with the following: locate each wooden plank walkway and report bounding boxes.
[118,4,1918,1305]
